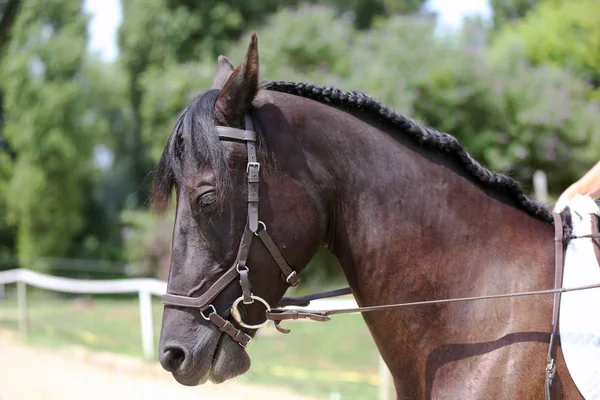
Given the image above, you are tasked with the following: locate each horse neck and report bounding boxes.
[261,91,568,398]
[260,90,554,298]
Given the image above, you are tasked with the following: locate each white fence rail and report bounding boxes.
[0,268,393,399]
[0,268,167,359]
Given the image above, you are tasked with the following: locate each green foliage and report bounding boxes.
[413,45,600,192]
[0,0,21,55]
[1,0,599,285]
[120,208,174,279]
[140,61,215,163]
[0,147,14,255]
[492,0,600,91]
[225,5,355,86]
[490,0,538,28]
[0,0,98,267]
[117,0,310,207]
[321,0,427,29]
[229,6,600,195]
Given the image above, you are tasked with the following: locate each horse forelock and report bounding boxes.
[151,89,231,212]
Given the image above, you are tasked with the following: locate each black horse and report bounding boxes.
[153,35,582,399]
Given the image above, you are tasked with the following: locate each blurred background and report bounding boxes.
[0,0,599,399]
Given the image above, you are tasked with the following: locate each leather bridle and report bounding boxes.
[161,111,600,399]
[162,114,300,348]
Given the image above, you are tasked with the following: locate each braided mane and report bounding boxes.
[262,80,553,223]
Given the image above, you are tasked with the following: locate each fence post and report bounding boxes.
[533,170,548,203]
[17,280,28,335]
[139,289,155,360]
[379,355,393,400]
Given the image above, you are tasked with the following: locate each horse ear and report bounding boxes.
[211,55,234,89]
[214,34,260,127]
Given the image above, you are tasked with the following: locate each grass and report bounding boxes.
[0,288,381,400]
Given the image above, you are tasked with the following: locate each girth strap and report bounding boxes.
[546,212,565,400]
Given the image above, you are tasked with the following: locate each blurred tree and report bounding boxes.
[490,0,538,29]
[232,7,600,197]
[0,0,19,257]
[0,138,14,256]
[117,0,306,208]
[0,0,99,267]
[492,0,600,93]
[121,208,174,279]
[0,0,20,53]
[321,0,427,29]
[413,47,600,194]
[140,62,216,163]
[120,3,600,283]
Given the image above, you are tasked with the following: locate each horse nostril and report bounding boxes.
[160,345,189,373]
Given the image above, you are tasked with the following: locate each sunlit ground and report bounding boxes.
[0,289,380,400]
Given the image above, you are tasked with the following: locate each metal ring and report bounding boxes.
[230,295,271,329]
[236,262,248,273]
[201,304,217,321]
[254,221,267,236]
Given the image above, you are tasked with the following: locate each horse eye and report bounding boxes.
[198,192,217,212]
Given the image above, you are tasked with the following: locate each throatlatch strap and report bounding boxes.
[256,228,299,286]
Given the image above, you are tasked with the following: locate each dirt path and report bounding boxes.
[0,331,313,400]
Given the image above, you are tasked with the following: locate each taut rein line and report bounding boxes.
[161,112,600,399]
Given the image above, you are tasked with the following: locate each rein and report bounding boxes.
[161,112,600,399]
[269,281,600,322]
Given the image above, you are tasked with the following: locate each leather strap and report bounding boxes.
[162,264,239,311]
[239,268,253,304]
[256,228,300,286]
[235,225,254,269]
[546,212,565,400]
[268,309,331,322]
[268,282,600,321]
[245,115,260,233]
[216,126,257,142]
[278,287,352,307]
[209,312,252,347]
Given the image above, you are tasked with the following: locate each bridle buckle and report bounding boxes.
[246,161,260,174]
[285,270,300,287]
[200,304,217,321]
[546,359,556,377]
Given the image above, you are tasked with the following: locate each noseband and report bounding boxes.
[162,114,299,348]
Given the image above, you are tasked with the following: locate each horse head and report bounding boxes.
[154,35,327,385]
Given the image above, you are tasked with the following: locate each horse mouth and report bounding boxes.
[172,333,251,386]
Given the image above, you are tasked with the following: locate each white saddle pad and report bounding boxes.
[559,196,600,399]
